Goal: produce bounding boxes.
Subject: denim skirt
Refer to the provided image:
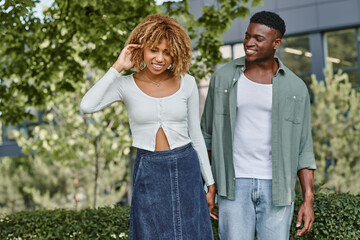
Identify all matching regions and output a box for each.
[129,143,214,240]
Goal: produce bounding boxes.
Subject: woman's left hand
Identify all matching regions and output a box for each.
[206,184,218,220]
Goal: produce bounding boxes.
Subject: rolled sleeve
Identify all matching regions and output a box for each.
[298,151,317,170]
[298,91,317,171]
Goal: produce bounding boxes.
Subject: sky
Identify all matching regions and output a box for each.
[34,0,53,18]
[34,0,174,18]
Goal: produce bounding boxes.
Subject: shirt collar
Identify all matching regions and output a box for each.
[235,56,287,75]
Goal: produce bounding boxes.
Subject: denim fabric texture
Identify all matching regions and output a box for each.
[218,178,294,240]
[130,143,214,240]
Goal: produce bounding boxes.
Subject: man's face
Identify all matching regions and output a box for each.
[243,22,281,63]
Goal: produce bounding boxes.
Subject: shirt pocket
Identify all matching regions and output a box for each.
[215,87,230,115]
[285,96,303,124]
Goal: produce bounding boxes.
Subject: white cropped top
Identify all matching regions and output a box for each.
[80,67,214,186]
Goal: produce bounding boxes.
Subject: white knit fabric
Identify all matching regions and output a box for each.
[80,67,214,186]
[233,73,273,179]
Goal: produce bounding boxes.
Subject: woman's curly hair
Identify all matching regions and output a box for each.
[125,14,192,77]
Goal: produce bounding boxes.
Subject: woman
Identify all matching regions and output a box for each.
[80,14,216,239]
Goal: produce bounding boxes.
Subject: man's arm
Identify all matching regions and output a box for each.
[296,168,315,236]
[200,76,215,151]
[201,76,217,220]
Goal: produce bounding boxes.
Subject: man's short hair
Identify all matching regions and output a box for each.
[250,11,286,37]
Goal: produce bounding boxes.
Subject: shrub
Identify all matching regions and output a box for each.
[1,193,359,239]
[0,206,130,239]
[310,65,360,194]
[290,193,360,239]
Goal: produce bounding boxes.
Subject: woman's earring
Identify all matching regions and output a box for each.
[168,61,174,70]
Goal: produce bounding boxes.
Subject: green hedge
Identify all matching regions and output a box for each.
[290,193,360,239]
[0,207,131,239]
[1,193,359,239]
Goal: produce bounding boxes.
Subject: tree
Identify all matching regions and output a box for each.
[0,0,159,124]
[311,64,360,194]
[0,0,263,212]
[1,0,262,125]
[1,70,132,212]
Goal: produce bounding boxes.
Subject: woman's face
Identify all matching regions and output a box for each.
[143,38,173,76]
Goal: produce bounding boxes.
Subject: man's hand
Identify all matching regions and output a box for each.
[297,168,315,236]
[206,184,218,220]
[296,199,314,236]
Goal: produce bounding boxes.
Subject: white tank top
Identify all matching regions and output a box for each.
[233,73,273,179]
[80,67,214,186]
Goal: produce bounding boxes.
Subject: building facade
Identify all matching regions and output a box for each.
[192,0,360,89]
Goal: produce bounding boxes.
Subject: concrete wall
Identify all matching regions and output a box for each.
[190,0,360,43]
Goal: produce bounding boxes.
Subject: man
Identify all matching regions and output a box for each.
[201,11,316,240]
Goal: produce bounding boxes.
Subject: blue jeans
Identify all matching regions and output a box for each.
[218,178,294,240]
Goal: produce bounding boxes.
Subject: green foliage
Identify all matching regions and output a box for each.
[1,0,262,125]
[0,155,76,214]
[1,194,359,239]
[1,0,159,125]
[0,206,131,239]
[310,64,360,194]
[0,73,132,213]
[290,193,360,239]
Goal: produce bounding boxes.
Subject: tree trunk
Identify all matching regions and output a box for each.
[93,136,100,208]
[74,171,80,210]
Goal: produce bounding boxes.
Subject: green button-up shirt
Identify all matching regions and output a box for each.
[201,56,316,206]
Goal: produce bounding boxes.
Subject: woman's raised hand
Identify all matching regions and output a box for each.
[112,44,141,73]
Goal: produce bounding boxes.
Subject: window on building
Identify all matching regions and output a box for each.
[216,44,233,70]
[279,34,312,88]
[325,29,359,89]
[233,43,245,59]
[220,45,232,60]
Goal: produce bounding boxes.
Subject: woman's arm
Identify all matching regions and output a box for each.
[187,79,215,186]
[187,78,217,219]
[80,44,141,113]
[80,68,123,113]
